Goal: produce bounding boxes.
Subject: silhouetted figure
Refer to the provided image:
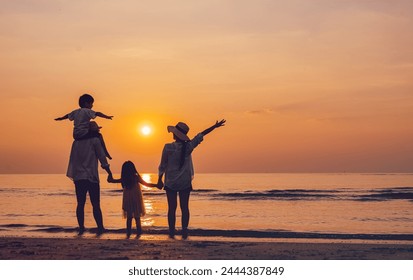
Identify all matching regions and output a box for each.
[108,161,160,238]
[67,133,113,236]
[55,93,113,159]
[157,119,226,239]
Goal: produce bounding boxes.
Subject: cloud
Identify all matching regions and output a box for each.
[245,108,275,115]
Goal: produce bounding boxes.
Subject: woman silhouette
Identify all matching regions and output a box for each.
[157,119,226,239]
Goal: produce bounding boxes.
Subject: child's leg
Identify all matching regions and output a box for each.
[135,217,142,236]
[82,131,112,160]
[85,122,112,159]
[126,216,132,238]
[98,133,112,159]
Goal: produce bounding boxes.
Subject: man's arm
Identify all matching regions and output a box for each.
[95,112,113,120]
[108,177,121,183]
[102,165,113,178]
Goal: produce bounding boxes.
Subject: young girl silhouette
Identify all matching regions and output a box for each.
[108,161,159,238]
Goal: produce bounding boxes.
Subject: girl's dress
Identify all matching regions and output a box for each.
[122,176,146,219]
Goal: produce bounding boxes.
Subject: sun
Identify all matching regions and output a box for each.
[140,125,152,136]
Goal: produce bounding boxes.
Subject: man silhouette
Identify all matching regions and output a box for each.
[66,135,113,235]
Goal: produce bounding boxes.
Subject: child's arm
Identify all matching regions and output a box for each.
[107,174,122,183]
[54,114,69,121]
[138,175,159,189]
[95,112,114,120]
[200,119,226,136]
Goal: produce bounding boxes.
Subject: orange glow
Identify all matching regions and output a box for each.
[1,1,413,173]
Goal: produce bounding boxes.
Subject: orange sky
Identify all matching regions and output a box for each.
[1,0,413,173]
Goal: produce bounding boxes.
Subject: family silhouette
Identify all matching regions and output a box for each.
[56,94,226,239]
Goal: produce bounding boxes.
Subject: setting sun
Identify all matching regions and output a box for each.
[140,125,152,136]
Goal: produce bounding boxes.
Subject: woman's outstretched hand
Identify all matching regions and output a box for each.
[214,119,226,128]
[201,119,226,136]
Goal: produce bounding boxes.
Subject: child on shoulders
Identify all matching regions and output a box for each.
[55,93,113,159]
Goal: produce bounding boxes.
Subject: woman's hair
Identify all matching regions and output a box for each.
[179,140,188,169]
[121,161,138,189]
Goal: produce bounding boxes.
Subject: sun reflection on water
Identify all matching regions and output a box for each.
[140,173,152,191]
[141,173,151,182]
[141,173,155,226]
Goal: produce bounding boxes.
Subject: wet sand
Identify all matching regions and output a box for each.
[1,236,412,260]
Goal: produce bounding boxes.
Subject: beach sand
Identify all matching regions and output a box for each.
[1,236,412,260]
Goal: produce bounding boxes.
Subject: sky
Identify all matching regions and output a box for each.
[1,0,413,173]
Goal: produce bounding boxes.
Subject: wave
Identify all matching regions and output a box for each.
[40,192,73,197]
[4,185,412,202]
[106,189,219,196]
[214,189,341,200]
[1,224,412,241]
[357,187,413,201]
[360,173,413,176]
[210,187,413,202]
[106,189,123,194]
[105,187,413,202]
[5,214,47,217]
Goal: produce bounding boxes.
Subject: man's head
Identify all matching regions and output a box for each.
[89,121,101,132]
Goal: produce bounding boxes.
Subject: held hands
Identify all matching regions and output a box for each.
[156,179,164,190]
[107,174,115,183]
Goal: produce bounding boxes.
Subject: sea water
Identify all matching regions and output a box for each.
[0,173,412,240]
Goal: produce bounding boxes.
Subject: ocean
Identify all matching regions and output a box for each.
[1,173,413,241]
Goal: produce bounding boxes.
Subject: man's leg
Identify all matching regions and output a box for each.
[74,180,88,234]
[88,181,104,233]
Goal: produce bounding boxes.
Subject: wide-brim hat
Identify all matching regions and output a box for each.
[167,122,190,141]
